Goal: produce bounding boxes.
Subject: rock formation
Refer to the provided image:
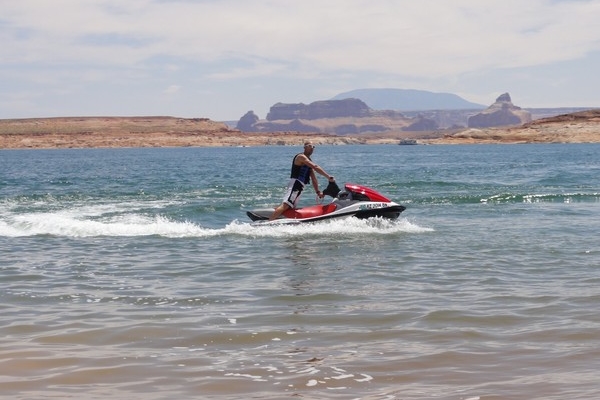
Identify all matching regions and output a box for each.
[266,98,371,120]
[235,111,259,131]
[236,99,407,133]
[249,119,319,133]
[402,114,438,131]
[468,93,532,128]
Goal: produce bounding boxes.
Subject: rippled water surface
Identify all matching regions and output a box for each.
[1,144,599,399]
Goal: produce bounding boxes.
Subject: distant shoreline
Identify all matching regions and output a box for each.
[1,111,599,149]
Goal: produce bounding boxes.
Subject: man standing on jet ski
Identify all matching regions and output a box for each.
[269,141,336,221]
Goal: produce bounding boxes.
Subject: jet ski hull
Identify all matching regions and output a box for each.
[246,203,405,223]
[246,183,406,224]
[354,204,406,220]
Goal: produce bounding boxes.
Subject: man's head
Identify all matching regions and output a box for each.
[304,141,315,155]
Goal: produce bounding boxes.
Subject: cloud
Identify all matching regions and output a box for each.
[1,0,600,119]
[163,85,181,95]
[4,0,600,73]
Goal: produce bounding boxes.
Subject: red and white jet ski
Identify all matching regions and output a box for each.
[246,182,406,224]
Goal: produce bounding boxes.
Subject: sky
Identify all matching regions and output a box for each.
[2,0,600,121]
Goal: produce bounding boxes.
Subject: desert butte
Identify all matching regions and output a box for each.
[1,109,599,149]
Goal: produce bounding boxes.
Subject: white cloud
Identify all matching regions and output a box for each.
[163,84,181,95]
[5,0,599,71]
[1,0,600,119]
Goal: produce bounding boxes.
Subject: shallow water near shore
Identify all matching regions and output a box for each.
[1,144,599,399]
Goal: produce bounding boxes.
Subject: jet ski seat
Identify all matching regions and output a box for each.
[284,203,338,219]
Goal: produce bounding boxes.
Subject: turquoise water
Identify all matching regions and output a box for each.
[1,144,599,399]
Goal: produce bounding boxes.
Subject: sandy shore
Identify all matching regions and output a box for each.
[431,109,600,144]
[0,116,368,149]
[1,110,599,149]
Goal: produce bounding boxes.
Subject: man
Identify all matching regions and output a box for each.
[269,141,335,221]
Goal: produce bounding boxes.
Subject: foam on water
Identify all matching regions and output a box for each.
[1,191,431,238]
[227,216,433,237]
[0,208,431,238]
[480,191,600,204]
[1,212,195,237]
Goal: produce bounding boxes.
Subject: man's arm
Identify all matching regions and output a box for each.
[310,169,320,195]
[297,155,335,181]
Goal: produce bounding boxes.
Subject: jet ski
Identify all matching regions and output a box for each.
[246,181,406,224]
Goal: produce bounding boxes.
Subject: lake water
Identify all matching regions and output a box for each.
[1,144,599,399]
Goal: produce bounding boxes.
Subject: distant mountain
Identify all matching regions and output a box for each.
[331,88,486,111]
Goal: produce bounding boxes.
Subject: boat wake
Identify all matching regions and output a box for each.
[0,211,431,238]
[227,216,432,238]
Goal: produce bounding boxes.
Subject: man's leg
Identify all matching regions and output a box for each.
[269,202,290,221]
[269,180,303,221]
